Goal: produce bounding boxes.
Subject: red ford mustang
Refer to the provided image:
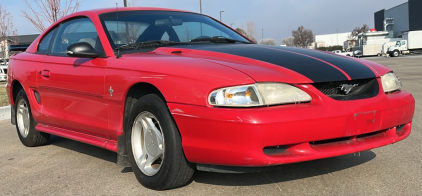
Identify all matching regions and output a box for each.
[6,7,415,190]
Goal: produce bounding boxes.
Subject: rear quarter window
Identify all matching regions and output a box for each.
[37,28,58,53]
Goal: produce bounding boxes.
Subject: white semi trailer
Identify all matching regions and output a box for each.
[387,30,422,57]
[353,31,400,57]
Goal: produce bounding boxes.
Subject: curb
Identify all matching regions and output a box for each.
[0,105,11,121]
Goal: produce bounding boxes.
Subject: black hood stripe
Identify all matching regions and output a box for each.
[172,44,374,83]
[253,45,352,80]
[262,45,376,80]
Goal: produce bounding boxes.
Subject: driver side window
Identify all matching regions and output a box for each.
[50,18,100,55]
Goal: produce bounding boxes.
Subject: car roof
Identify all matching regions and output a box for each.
[69,7,193,16]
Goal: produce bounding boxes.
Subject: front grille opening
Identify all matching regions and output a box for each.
[356,130,385,140]
[3,69,7,74]
[263,145,287,155]
[310,136,351,145]
[312,78,379,100]
[396,124,406,134]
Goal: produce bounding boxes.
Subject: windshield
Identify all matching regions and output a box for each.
[99,10,251,50]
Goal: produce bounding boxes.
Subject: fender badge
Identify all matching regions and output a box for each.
[109,86,113,97]
[340,84,358,94]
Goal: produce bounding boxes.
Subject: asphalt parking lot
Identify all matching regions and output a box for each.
[1,55,421,195]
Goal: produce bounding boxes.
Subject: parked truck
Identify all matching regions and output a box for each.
[387,30,422,57]
[353,31,401,57]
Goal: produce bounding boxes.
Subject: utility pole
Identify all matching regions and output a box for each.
[336,29,338,46]
[220,11,224,21]
[200,0,202,14]
[262,29,264,44]
[123,0,127,7]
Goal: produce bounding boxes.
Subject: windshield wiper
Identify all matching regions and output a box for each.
[115,40,181,58]
[116,40,180,51]
[190,36,252,44]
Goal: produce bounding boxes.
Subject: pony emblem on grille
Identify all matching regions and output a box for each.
[340,84,358,94]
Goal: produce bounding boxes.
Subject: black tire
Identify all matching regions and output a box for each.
[126,94,194,190]
[15,89,50,147]
[393,50,400,57]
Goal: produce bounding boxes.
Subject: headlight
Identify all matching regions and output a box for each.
[208,83,312,107]
[381,72,402,93]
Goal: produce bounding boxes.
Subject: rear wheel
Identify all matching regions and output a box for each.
[126,94,194,190]
[15,89,50,147]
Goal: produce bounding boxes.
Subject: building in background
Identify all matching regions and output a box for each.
[314,32,351,50]
[374,0,422,38]
[0,34,39,60]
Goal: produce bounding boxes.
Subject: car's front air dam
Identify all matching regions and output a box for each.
[169,89,415,167]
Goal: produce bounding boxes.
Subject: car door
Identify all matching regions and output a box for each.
[36,17,109,138]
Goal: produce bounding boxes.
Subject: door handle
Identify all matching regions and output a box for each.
[41,70,50,78]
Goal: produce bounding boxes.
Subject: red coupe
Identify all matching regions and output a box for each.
[6,7,415,190]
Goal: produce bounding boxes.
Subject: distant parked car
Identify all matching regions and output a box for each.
[0,62,7,82]
[331,50,354,57]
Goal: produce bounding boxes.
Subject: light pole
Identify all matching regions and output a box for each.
[262,29,264,44]
[220,11,224,21]
[200,0,202,14]
[336,29,338,46]
[123,0,127,7]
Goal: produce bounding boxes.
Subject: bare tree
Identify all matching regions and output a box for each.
[235,28,246,36]
[245,21,256,42]
[22,0,81,33]
[281,37,294,46]
[258,38,276,45]
[0,5,19,60]
[292,26,314,48]
[237,22,256,42]
[348,24,369,41]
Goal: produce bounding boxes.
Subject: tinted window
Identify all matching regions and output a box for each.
[100,11,250,49]
[38,28,57,53]
[51,18,100,55]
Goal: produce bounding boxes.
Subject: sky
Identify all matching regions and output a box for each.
[2,0,408,45]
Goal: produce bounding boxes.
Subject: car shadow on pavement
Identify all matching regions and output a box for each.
[48,135,376,187]
[192,151,376,186]
[49,135,117,163]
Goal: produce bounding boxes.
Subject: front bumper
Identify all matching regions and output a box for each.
[169,85,415,167]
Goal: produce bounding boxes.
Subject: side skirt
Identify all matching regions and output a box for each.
[35,123,118,152]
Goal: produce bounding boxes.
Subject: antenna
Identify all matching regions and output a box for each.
[116,3,121,58]
[116,3,119,34]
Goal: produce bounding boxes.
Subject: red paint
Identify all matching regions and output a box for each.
[6,8,415,168]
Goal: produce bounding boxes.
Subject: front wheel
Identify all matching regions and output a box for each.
[393,50,400,57]
[126,94,194,190]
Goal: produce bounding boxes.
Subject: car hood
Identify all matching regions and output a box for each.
[142,44,391,84]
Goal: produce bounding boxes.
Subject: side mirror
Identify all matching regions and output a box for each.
[66,42,102,58]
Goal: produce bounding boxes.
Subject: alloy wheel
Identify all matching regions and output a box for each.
[16,99,30,138]
[131,111,165,176]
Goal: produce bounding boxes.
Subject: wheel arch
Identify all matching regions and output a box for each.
[9,80,24,125]
[117,82,173,168]
[123,82,167,133]
[12,80,24,104]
